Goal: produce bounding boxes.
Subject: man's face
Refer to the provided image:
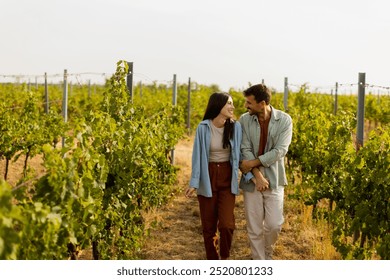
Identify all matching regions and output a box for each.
[244,95,264,115]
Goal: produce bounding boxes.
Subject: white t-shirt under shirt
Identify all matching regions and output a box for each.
[209,122,230,163]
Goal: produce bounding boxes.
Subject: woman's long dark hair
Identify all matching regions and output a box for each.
[203,92,234,149]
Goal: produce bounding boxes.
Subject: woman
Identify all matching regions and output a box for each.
[186,92,242,260]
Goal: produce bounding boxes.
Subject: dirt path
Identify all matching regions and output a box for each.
[139,137,335,260]
[140,136,253,259]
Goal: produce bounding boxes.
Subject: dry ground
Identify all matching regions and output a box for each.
[139,136,340,260]
[1,137,340,260]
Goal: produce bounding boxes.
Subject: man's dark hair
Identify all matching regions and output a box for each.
[243,84,271,105]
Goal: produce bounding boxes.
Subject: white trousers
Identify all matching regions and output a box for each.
[243,186,284,260]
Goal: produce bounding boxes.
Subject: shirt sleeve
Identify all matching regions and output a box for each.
[239,115,257,161]
[189,126,202,188]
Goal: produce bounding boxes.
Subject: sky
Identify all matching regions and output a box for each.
[1,0,390,92]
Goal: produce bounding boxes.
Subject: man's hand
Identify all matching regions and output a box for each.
[255,175,269,192]
[253,167,269,192]
[240,159,261,174]
[240,160,253,173]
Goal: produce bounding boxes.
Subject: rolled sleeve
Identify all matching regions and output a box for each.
[239,114,257,161]
[259,115,292,167]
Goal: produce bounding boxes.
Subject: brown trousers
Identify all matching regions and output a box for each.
[197,161,235,260]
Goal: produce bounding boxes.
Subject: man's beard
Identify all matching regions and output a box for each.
[247,109,255,115]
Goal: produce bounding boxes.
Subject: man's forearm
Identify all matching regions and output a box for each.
[249,158,262,169]
[240,158,262,174]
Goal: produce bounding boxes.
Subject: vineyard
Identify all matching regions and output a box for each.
[0,61,389,260]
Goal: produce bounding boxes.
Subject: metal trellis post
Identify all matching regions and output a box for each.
[284,77,288,111]
[171,74,177,165]
[62,69,68,148]
[356,73,366,149]
[44,72,49,114]
[127,61,133,102]
[187,77,191,135]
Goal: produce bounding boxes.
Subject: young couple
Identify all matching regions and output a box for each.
[186,84,293,260]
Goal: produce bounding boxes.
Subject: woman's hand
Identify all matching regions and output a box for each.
[185,187,196,198]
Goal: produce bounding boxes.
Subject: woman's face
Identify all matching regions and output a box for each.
[219,96,235,119]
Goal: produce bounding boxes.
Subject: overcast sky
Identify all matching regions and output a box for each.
[1,0,389,92]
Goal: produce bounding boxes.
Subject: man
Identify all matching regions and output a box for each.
[239,84,292,260]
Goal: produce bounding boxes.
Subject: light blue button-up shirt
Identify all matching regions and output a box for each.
[190,119,242,197]
[239,106,293,191]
